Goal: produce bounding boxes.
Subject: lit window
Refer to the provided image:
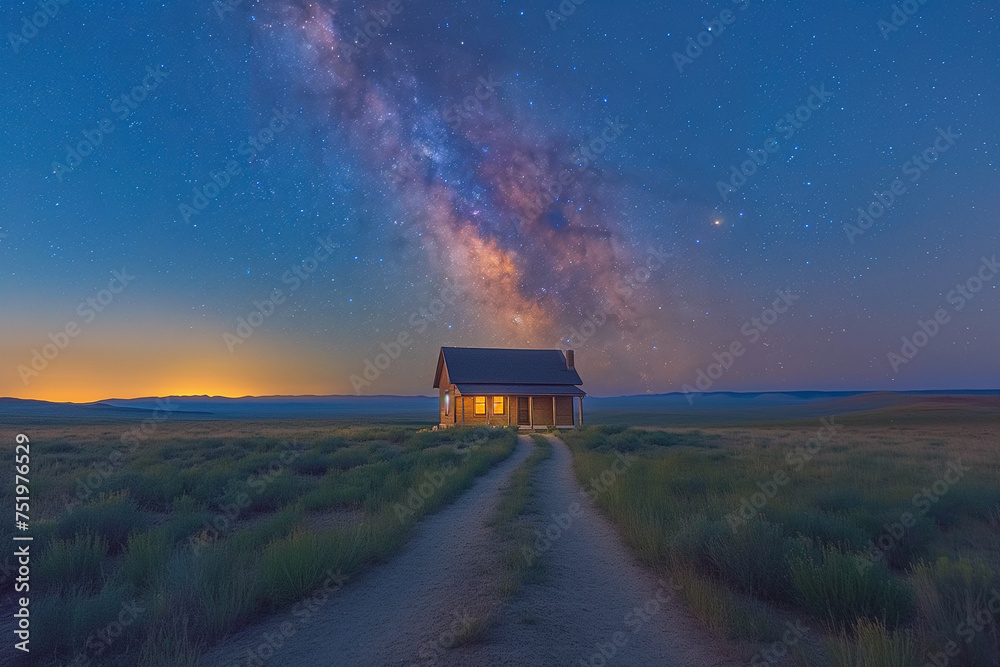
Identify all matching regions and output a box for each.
[493,397,505,415]
[444,391,450,416]
[474,396,486,415]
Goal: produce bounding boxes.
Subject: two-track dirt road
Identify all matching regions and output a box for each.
[200,435,737,666]
[444,435,737,667]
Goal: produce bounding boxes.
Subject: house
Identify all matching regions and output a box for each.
[432,347,585,429]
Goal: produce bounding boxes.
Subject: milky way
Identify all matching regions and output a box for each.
[260,0,678,379]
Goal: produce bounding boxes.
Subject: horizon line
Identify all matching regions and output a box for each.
[3,387,1000,405]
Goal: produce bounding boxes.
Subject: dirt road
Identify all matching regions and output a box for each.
[444,434,738,667]
[200,435,737,666]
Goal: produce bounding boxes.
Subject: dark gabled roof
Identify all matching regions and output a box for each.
[433,347,583,388]
[453,383,586,397]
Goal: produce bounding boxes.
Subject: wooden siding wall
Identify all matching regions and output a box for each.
[555,397,574,426]
[457,396,487,425]
[531,398,554,426]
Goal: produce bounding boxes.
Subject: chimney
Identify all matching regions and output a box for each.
[566,349,575,369]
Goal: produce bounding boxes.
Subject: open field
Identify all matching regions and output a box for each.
[562,400,1000,665]
[2,396,999,666]
[0,419,517,665]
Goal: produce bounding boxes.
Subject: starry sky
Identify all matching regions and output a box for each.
[1,0,998,402]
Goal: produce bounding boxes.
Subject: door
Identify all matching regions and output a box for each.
[517,397,530,425]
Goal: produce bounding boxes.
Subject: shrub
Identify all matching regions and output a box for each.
[57,491,147,554]
[247,471,308,513]
[37,532,107,595]
[670,562,778,641]
[777,509,869,552]
[33,584,132,658]
[912,557,1000,666]
[114,466,186,509]
[291,451,330,476]
[607,430,645,452]
[316,435,350,452]
[258,529,336,607]
[828,618,922,667]
[705,520,800,602]
[790,547,914,628]
[328,447,376,471]
[881,516,940,570]
[121,528,172,592]
[643,431,682,448]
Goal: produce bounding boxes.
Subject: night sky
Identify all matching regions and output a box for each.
[2,0,998,402]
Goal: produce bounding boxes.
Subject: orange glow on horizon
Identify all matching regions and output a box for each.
[1,321,351,403]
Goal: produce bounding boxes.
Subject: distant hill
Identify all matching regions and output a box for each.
[0,395,437,422]
[2,390,998,425]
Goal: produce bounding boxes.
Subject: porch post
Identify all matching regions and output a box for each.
[552,396,556,428]
[529,396,533,430]
[461,394,465,424]
[578,396,583,426]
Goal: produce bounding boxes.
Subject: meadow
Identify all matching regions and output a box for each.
[562,403,1000,666]
[6,398,999,667]
[2,419,518,666]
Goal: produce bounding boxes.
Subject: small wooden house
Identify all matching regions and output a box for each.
[433,347,585,429]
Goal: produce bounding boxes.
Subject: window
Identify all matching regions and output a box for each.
[474,396,486,415]
[493,396,505,415]
[444,391,450,416]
